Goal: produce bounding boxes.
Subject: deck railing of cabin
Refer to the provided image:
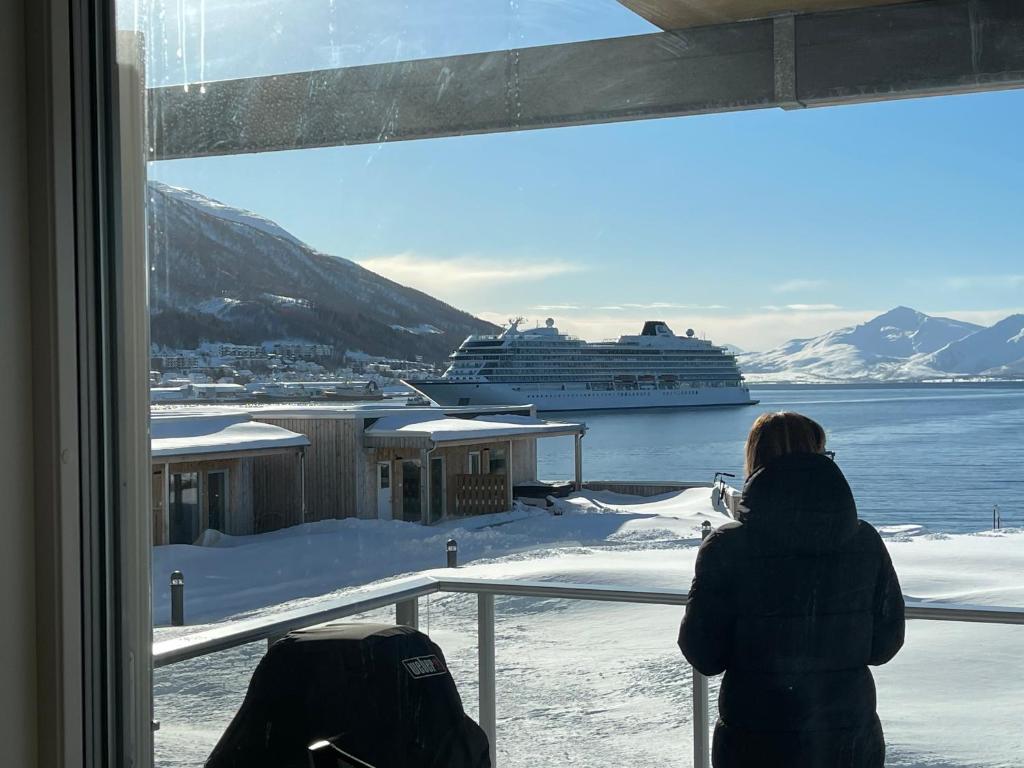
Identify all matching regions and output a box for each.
[153,575,1024,768]
[454,474,507,516]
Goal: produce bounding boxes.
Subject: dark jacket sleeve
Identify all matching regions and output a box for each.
[868,531,905,666]
[678,529,735,676]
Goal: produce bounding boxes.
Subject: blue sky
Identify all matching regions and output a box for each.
[132,0,1024,350]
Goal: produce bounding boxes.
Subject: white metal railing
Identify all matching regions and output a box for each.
[153,575,1024,768]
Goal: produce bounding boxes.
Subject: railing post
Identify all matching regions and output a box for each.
[692,666,710,768]
[478,593,497,767]
[396,597,419,630]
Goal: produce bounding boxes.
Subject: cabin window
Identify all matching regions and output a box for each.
[489,447,507,475]
[468,451,483,475]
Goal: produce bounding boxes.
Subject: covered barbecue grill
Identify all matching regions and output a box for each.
[205,623,490,768]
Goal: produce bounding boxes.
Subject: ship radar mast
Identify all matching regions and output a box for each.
[501,316,524,337]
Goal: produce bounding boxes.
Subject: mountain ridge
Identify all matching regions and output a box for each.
[740,308,1023,382]
[148,182,499,363]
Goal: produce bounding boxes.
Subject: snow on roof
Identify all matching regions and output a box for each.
[364,412,584,443]
[151,411,310,458]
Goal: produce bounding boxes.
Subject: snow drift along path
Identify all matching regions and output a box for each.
[153,490,1024,768]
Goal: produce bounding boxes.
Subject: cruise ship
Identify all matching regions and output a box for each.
[407,319,758,412]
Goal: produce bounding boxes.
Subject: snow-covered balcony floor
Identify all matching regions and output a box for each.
[152,488,1024,768]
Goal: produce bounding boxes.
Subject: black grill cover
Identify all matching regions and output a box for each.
[205,623,490,768]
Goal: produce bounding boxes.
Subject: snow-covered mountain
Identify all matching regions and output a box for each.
[740,307,982,381]
[147,182,497,362]
[922,314,1024,375]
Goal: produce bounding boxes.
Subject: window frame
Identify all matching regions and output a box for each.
[25,1,152,766]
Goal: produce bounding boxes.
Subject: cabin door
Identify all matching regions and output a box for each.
[377,462,392,520]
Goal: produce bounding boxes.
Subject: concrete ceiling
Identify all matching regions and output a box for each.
[618,0,900,29]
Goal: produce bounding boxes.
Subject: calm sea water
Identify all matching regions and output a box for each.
[537,384,1024,534]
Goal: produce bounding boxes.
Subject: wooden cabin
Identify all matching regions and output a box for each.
[252,405,586,527]
[150,410,309,544]
[150,405,585,542]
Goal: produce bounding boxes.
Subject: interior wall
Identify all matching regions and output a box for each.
[0,0,38,764]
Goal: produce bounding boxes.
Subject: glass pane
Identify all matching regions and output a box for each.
[430,457,444,523]
[207,471,226,532]
[401,461,421,523]
[169,472,200,544]
[488,448,506,475]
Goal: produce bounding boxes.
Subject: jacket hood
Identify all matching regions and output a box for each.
[739,452,859,555]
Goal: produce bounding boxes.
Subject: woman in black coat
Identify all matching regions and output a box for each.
[679,412,905,768]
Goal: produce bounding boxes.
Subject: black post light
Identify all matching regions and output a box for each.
[171,570,185,626]
[446,538,458,568]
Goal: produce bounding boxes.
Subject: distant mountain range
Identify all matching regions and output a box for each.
[740,307,1024,382]
[148,182,498,363]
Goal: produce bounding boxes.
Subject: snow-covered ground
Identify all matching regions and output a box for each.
[153,490,1024,768]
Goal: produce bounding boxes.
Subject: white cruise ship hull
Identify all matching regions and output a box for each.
[408,380,758,412]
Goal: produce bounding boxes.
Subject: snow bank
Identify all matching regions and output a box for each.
[153,489,719,626]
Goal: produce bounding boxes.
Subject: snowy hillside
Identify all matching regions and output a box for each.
[147,182,498,362]
[740,307,980,382]
[922,314,1024,375]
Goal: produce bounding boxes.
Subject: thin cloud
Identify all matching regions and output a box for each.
[620,302,728,310]
[763,304,842,312]
[943,275,1024,290]
[601,303,727,311]
[357,252,586,296]
[787,303,842,312]
[773,279,828,293]
[532,304,581,311]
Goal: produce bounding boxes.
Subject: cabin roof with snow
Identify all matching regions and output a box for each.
[363,412,585,449]
[151,410,310,461]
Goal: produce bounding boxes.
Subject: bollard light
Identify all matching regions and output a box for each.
[446,538,458,568]
[171,570,185,627]
[701,520,712,540]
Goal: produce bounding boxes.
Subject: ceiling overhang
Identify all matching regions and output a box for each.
[618,0,902,29]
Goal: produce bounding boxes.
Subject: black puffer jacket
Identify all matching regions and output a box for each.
[679,453,905,768]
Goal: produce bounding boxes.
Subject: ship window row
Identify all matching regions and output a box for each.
[473,364,740,373]
[450,377,742,385]
[451,357,738,365]
[451,354,735,363]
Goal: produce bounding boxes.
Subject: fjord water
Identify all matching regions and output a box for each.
[538,385,1024,534]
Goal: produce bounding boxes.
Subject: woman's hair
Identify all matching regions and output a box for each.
[744,411,827,476]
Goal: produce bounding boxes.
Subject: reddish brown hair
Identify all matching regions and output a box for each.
[744,411,827,477]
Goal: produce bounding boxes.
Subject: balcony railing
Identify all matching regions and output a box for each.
[153,574,1024,768]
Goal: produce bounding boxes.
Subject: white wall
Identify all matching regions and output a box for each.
[0,0,38,764]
